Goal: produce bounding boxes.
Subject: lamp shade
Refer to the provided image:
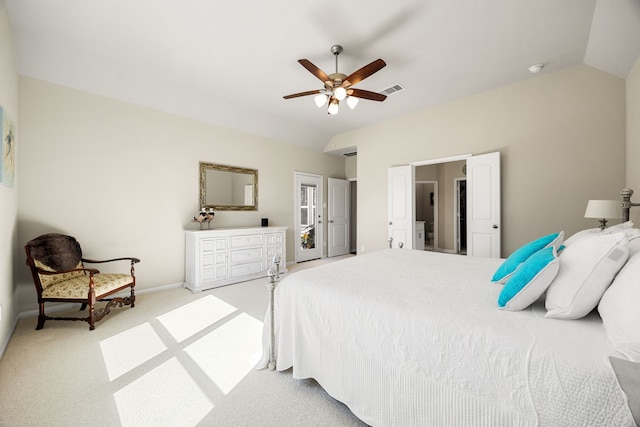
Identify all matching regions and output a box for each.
[584,200,620,219]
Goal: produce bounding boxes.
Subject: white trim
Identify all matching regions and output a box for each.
[410,153,471,167]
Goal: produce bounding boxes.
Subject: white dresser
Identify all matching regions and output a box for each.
[184,226,287,292]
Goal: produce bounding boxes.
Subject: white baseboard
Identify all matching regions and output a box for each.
[0,315,20,361]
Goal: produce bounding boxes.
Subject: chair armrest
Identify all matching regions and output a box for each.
[82,257,141,264]
[37,267,100,275]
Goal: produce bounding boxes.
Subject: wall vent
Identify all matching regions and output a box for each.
[380,83,405,96]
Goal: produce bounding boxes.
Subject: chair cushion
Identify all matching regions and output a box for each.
[41,273,134,299]
[35,259,86,288]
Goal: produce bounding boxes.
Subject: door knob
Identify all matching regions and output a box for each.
[492,224,499,229]
[389,221,393,225]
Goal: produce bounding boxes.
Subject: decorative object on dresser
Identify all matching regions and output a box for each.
[184,226,287,292]
[584,199,621,230]
[25,233,140,330]
[193,207,215,229]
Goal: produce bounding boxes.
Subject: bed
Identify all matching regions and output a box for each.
[258,192,640,426]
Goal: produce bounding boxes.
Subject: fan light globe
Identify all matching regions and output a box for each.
[328,99,339,115]
[346,96,359,109]
[334,86,347,101]
[314,94,327,108]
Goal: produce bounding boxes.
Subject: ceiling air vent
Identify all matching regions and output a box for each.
[342,151,357,157]
[380,83,405,96]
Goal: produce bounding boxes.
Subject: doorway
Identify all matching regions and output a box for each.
[416,181,438,250]
[295,172,323,263]
[455,178,467,254]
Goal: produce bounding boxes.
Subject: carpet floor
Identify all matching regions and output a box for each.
[0,255,367,427]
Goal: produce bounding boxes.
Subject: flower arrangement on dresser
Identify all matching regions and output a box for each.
[193,208,215,229]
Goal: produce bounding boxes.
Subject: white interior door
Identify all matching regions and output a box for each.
[466,152,501,258]
[295,172,323,262]
[388,165,415,249]
[328,178,350,257]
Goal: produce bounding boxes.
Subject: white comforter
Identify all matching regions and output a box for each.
[259,249,634,427]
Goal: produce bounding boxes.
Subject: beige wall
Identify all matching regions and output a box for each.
[627,56,640,223]
[0,0,18,353]
[328,65,626,256]
[15,77,345,312]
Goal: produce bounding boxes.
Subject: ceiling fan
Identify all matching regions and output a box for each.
[283,45,387,115]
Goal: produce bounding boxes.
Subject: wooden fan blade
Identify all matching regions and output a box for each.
[344,59,386,86]
[349,88,387,102]
[283,89,323,99]
[298,59,332,85]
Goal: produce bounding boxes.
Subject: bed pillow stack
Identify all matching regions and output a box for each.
[494,232,564,311]
[544,231,630,319]
[493,222,640,360]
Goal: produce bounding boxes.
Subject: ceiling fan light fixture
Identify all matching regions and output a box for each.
[334,86,347,101]
[328,98,339,115]
[314,94,328,108]
[346,96,359,110]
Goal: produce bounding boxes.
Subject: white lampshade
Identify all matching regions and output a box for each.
[584,200,620,230]
[334,86,347,101]
[314,94,327,108]
[584,200,620,219]
[327,98,339,115]
[346,95,359,109]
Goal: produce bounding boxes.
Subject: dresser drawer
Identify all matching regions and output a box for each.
[230,247,262,264]
[201,238,227,253]
[266,233,284,246]
[230,261,263,278]
[231,234,263,249]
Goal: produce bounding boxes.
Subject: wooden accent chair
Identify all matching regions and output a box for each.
[25,233,140,331]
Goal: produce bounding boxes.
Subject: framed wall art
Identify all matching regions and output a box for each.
[1,106,15,188]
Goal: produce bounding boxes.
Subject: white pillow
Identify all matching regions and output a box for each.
[545,231,629,319]
[564,220,634,246]
[626,228,640,257]
[599,252,640,361]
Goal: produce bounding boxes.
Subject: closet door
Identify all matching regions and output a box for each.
[466,152,501,258]
[387,165,415,249]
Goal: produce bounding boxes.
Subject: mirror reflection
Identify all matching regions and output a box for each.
[199,162,258,211]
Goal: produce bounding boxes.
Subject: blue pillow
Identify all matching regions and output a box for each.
[491,231,564,283]
[498,246,559,310]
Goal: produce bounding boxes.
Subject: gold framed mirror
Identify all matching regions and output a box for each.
[199,162,258,211]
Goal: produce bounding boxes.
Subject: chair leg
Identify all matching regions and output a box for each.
[130,286,135,308]
[88,302,96,331]
[36,303,46,330]
[79,303,87,311]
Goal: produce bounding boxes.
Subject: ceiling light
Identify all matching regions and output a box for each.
[314,94,327,108]
[528,63,545,73]
[346,96,359,110]
[334,86,347,101]
[328,98,339,115]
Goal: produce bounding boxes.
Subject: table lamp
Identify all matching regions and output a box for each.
[584,200,620,230]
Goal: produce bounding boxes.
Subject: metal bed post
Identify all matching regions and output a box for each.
[266,255,281,371]
[621,188,640,222]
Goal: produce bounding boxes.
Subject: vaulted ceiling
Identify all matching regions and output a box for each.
[6,0,640,151]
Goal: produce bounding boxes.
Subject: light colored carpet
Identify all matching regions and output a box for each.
[0,256,367,427]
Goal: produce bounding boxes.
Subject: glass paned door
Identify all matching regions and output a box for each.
[295,172,323,262]
[300,184,317,250]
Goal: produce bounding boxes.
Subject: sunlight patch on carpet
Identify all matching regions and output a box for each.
[184,312,263,395]
[100,322,167,381]
[114,357,213,426]
[157,295,237,342]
